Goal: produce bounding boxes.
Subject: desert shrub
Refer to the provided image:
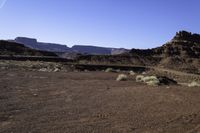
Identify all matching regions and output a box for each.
[136,74,177,86]
[188,81,200,87]
[116,74,128,81]
[116,69,121,73]
[143,76,158,82]
[54,68,60,72]
[136,75,145,82]
[136,75,160,86]
[129,71,135,76]
[146,80,160,86]
[39,68,48,72]
[142,72,147,75]
[105,68,113,73]
[142,76,160,86]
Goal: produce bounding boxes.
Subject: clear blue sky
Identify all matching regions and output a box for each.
[0,0,200,49]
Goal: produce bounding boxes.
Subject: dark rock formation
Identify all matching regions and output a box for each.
[15,37,70,52]
[0,40,57,57]
[173,31,200,43]
[71,45,112,55]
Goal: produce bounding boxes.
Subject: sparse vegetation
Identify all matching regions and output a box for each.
[116,69,121,73]
[142,72,147,75]
[143,76,160,86]
[136,75,160,86]
[116,74,128,81]
[129,71,135,76]
[136,75,177,86]
[136,75,145,82]
[188,81,200,87]
[54,68,60,72]
[143,76,159,82]
[0,60,69,72]
[105,68,113,73]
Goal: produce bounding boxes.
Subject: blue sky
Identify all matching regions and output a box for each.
[0,0,200,49]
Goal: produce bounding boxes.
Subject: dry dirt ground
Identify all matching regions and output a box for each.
[1,69,200,133]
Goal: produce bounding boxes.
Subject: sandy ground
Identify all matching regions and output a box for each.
[1,70,200,133]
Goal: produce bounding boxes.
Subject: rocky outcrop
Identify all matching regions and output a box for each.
[172,31,200,43]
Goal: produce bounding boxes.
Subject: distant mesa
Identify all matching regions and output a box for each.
[14,37,129,55]
[15,37,70,53]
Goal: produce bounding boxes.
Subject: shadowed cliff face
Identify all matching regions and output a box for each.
[0,40,57,57]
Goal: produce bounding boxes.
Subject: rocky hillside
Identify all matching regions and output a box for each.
[154,31,200,73]
[0,40,57,57]
[77,31,200,74]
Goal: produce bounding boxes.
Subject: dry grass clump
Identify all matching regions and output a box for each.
[136,75,145,82]
[143,76,160,86]
[136,75,160,86]
[142,72,147,75]
[116,74,128,81]
[129,71,136,76]
[105,68,113,73]
[115,69,121,73]
[188,81,200,87]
